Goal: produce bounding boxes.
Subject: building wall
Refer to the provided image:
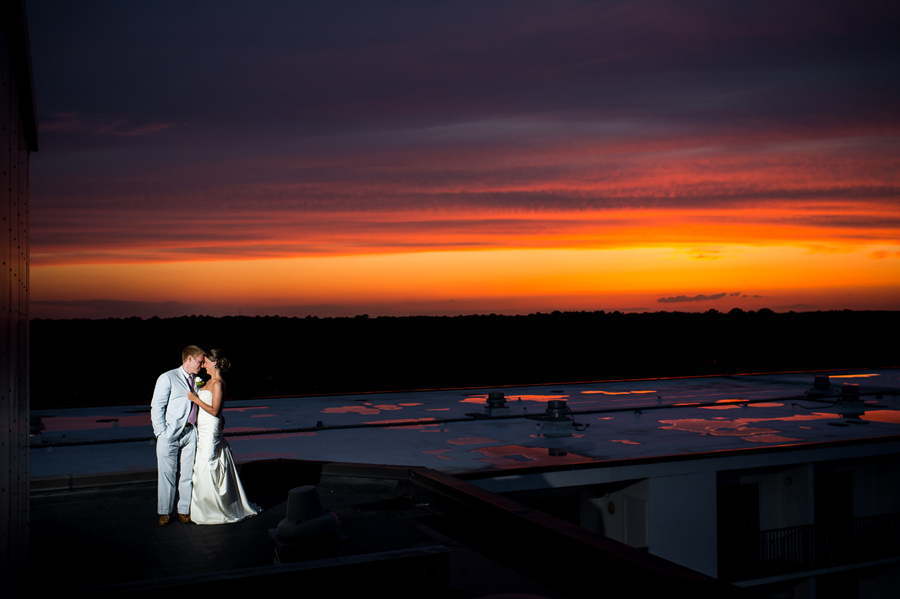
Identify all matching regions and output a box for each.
[647,471,718,576]
[0,2,35,597]
[849,454,900,518]
[746,463,813,530]
[572,473,720,576]
[481,439,900,588]
[584,478,650,548]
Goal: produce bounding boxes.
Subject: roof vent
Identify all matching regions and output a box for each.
[538,400,590,437]
[545,400,569,421]
[806,375,834,396]
[484,392,510,417]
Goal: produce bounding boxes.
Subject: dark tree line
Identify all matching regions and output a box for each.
[31,309,899,409]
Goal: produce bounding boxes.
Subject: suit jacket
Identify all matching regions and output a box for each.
[151,366,194,440]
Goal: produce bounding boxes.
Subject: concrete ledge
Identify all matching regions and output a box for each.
[31,469,157,493]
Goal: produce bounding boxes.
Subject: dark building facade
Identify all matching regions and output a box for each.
[1,1,36,595]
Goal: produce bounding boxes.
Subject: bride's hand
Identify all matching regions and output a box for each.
[188,391,200,404]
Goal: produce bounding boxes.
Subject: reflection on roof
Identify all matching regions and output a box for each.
[31,369,900,479]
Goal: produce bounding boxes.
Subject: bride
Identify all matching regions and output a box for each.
[187,349,260,524]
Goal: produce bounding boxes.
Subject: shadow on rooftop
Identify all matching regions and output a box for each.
[29,459,748,598]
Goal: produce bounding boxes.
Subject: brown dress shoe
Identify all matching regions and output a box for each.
[177,513,191,523]
[158,514,172,526]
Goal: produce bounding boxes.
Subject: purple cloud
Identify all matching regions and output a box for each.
[657,293,730,304]
[25,1,900,268]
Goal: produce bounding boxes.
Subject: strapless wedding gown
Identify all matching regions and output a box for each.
[190,389,260,524]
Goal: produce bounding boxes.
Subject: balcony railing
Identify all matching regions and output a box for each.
[723,512,900,580]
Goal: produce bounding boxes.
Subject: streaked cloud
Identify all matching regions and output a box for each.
[657,293,731,304]
[40,112,175,136]
[26,0,900,317]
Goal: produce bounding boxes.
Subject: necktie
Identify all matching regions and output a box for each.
[187,376,198,425]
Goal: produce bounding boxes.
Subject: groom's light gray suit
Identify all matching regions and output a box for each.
[151,366,197,515]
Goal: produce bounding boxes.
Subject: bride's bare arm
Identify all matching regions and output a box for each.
[187,391,213,415]
[188,382,224,417]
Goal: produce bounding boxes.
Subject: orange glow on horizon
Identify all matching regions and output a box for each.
[31,242,900,317]
[30,123,900,317]
[31,201,900,267]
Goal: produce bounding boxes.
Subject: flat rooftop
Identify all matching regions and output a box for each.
[31,369,900,484]
[30,369,900,598]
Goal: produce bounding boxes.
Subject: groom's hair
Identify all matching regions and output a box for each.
[181,345,205,364]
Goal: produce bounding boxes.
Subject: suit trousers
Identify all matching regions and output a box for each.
[157,425,197,515]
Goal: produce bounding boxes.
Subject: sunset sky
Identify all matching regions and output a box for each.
[27,1,900,319]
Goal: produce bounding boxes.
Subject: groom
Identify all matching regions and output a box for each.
[151,345,205,525]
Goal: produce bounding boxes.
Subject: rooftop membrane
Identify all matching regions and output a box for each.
[31,369,900,483]
[28,369,900,598]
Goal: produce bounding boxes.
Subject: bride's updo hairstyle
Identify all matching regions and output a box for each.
[206,349,231,373]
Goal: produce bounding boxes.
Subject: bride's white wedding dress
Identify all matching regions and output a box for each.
[190,389,260,524]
